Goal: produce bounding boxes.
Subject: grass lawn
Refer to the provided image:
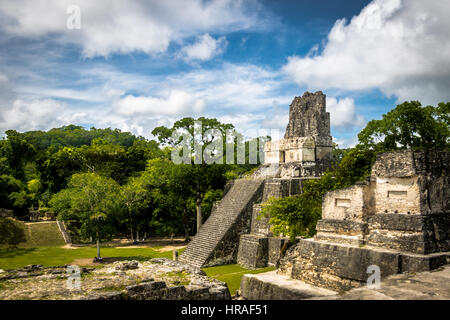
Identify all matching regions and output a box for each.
[25,222,66,247]
[0,246,174,270]
[0,243,273,295]
[0,218,65,248]
[203,264,275,294]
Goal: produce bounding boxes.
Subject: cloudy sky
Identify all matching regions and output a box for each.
[0,0,449,147]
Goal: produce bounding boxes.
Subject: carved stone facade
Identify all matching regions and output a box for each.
[263,91,333,179]
[182,92,335,270]
[316,149,450,252]
[277,149,450,291]
[237,92,334,269]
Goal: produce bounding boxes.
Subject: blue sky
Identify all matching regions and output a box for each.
[0,0,449,147]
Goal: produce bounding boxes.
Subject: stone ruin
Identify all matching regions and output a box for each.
[180,91,333,268]
[0,258,231,300]
[279,149,450,289]
[180,90,449,299]
[241,149,450,298]
[261,91,333,178]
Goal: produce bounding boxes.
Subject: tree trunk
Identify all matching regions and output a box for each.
[196,198,202,234]
[136,230,139,243]
[96,231,101,260]
[182,207,189,241]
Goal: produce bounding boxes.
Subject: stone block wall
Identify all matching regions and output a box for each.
[237,234,269,269]
[277,149,450,291]
[250,205,272,236]
[322,182,371,221]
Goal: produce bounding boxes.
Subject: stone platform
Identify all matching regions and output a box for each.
[241,265,450,300]
[240,270,336,300]
[316,264,450,300]
[279,238,450,291]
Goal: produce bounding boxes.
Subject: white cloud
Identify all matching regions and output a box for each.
[113,90,206,116]
[181,33,227,61]
[261,102,288,132]
[0,73,13,107]
[334,136,359,149]
[164,64,293,112]
[0,60,295,138]
[326,97,365,129]
[0,0,263,58]
[0,98,67,132]
[283,0,450,105]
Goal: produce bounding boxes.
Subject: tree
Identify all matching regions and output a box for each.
[119,176,150,242]
[358,101,450,151]
[261,148,377,242]
[0,174,29,219]
[152,117,232,233]
[140,159,190,239]
[50,173,121,259]
[3,130,37,180]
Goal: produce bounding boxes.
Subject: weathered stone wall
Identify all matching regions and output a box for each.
[250,205,272,236]
[264,91,333,169]
[237,234,269,269]
[0,208,13,218]
[315,220,368,246]
[372,150,449,215]
[277,149,450,291]
[268,237,290,266]
[367,213,450,254]
[278,239,450,292]
[322,182,370,221]
[261,178,305,202]
[284,91,330,139]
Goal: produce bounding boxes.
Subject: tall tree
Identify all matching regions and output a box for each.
[50,173,121,259]
[119,176,149,242]
[358,101,450,151]
[152,117,232,233]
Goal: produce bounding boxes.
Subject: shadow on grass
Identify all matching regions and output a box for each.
[0,247,36,259]
[0,218,27,245]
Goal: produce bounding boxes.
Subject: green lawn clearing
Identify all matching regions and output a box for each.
[25,222,66,247]
[203,264,275,294]
[0,246,175,270]
[0,218,65,248]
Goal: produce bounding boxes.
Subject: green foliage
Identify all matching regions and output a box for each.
[119,175,150,238]
[151,117,257,236]
[259,100,449,241]
[261,173,333,242]
[0,174,30,219]
[50,173,122,241]
[358,101,450,151]
[0,218,27,245]
[261,148,377,242]
[333,148,377,188]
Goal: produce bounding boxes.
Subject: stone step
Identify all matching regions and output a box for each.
[240,271,337,300]
[179,178,265,267]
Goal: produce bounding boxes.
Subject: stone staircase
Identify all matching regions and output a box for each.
[56,219,72,244]
[179,178,265,268]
